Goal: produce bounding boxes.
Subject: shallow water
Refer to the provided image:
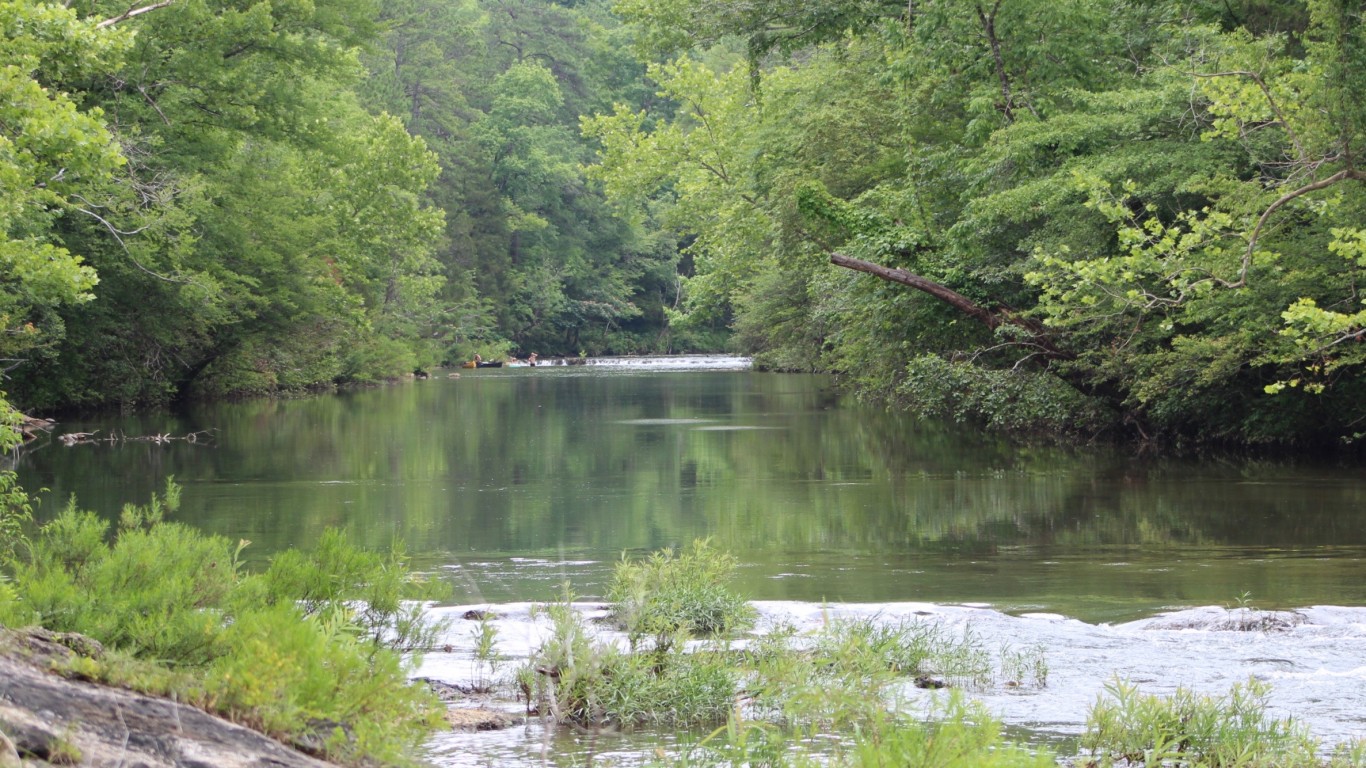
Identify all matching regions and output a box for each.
[415,599,1366,766]
[12,357,1366,763]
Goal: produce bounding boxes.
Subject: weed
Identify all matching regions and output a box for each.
[998,641,1048,689]
[46,726,82,766]
[468,613,501,692]
[668,693,1057,768]
[1329,739,1366,767]
[523,589,737,730]
[847,695,1057,768]
[608,539,755,652]
[1082,676,1319,767]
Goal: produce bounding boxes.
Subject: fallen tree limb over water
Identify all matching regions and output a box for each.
[58,429,216,446]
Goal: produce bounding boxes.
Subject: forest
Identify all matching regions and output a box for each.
[4,0,1366,446]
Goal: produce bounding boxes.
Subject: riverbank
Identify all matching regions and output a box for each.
[0,628,344,767]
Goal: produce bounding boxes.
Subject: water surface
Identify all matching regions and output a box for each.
[17,359,1366,623]
[14,357,1366,761]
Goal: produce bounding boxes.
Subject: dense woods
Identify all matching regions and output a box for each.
[4,0,1366,445]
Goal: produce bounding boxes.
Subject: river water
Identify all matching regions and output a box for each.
[13,357,1366,763]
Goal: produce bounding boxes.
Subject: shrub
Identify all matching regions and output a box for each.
[1082,677,1319,767]
[339,334,417,384]
[523,583,739,731]
[898,355,1114,437]
[203,604,440,763]
[191,331,344,398]
[0,481,445,765]
[13,486,240,666]
[608,539,755,652]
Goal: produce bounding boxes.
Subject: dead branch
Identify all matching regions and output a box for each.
[829,251,1072,360]
[96,0,174,28]
[1228,168,1366,289]
[59,429,215,447]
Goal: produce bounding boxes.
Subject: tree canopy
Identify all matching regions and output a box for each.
[3,0,1365,446]
[585,0,1366,445]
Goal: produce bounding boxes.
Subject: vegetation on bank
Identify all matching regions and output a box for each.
[586,0,1366,446]
[0,478,447,766]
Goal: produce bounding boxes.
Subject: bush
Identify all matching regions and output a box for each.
[191,330,345,398]
[339,334,417,384]
[523,548,751,733]
[203,604,439,762]
[608,539,755,652]
[0,480,446,765]
[1082,677,1319,767]
[899,355,1115,437]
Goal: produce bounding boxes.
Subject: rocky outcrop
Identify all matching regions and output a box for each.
[0,628,339,767]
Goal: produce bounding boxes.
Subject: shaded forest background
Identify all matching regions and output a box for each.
[6,0,1366,446]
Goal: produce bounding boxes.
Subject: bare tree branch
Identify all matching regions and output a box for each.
[97,0,174,28]
[1226,168,1366,289]
[829,251,1072,359]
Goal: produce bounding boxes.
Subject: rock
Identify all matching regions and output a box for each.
[417,677,477,703]
[0,728,20,768]
[288,719,357,758]
[1124,606,1307,632]
[444,708,521,731]
[0,629,342,767]
[461,609,495,621]
[914,675,947,689]
[21,627,105,661]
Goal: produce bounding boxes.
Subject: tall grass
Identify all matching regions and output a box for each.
[1082,677,1321,767]
[516,542,1359,768]
[525,542,1047,744]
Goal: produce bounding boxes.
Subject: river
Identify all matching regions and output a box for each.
[13,357,1366,763]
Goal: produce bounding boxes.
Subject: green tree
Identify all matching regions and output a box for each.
[8,0,447,406]
[591,0,1366,443]
[0,2,124,372]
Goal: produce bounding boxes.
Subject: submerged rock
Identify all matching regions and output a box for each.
[1123,606,1307,632]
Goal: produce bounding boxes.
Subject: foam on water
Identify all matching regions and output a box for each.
[538,355,751,370]
[414,600,1366,766]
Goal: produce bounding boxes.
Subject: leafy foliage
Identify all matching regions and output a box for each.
[585,0,1366,445]
[608,538,755,651]
[1082,677,1320,767]
[0,480,446,765]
